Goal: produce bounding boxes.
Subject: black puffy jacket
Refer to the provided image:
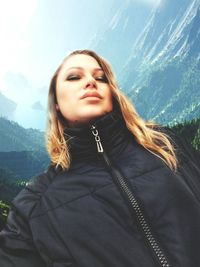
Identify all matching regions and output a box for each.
[0,110,200,267]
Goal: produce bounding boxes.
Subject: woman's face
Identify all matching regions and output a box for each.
[56,54,113,127]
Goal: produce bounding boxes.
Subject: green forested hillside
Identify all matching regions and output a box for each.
[130,57,200,125]
[0,168,23,202]
[0,168,24,227]
[0,150,49,179]
[0,117,45,151]
[171,116,200,154]
[0,116,50,180]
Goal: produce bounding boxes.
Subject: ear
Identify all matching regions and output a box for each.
[55,104,60,111]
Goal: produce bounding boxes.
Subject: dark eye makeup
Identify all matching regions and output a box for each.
[66,74,108,83]
[67,75,80,81]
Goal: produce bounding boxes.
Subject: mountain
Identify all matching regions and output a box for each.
[0,168,23,202]
[0,167,24,229]
[32,101,45,111]
[0,117,45,152]
[90,0,153,77]
[127,57,200,124]
[2,71,47,130]
[89,0,200,125]
[0,150,49,179]
[171,116,200,152]
[0,92,17,119]
[127,0,200,64]
[0,117,49,179]
[119,0,200,125]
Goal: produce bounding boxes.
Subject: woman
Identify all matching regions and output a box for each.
[0,49,200,267]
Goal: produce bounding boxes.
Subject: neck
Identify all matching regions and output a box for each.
[64,109,131,164]
[67,111,113,128]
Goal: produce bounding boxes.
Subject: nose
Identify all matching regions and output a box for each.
[85,75,97,89]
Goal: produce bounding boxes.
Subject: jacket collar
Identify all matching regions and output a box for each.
[63,109,130,163]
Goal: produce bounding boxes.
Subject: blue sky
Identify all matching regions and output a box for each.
[0,0,160,129]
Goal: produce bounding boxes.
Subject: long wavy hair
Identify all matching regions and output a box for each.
[45,49,178,172]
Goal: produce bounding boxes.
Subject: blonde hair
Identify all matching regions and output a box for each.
[45,49,178,172]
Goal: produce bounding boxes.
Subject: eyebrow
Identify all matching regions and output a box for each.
[66,67,103,72]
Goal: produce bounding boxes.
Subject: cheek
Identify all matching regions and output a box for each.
[59,88,76,105]
[106,88,113,106]
[57,93,77,118]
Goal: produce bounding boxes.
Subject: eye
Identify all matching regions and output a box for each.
[95,75,108,83]
[66,75,80,81]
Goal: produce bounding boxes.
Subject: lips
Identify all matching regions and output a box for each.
[81,91,102,99]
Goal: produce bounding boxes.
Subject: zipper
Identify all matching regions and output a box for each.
[91,125,171,267]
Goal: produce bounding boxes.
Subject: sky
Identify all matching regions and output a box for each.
[0,0,159,130]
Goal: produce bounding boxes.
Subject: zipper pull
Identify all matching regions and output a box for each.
[91,125,104,153]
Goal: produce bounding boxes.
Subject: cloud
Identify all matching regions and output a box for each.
[130,0,161,6]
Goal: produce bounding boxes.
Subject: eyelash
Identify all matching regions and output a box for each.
[67,75,108,83]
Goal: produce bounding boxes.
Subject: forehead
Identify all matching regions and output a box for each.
[61,54,101,73]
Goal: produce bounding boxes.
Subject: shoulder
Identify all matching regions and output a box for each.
[12,164,60,219]
[25,164,59,193]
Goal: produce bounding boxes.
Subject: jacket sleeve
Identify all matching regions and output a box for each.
[0,201,46,267]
